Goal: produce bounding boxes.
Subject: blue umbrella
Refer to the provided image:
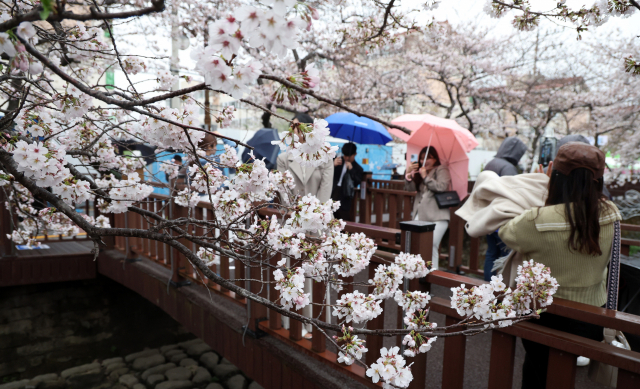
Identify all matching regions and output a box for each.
[241,128,280,170]
[325,112,392,145]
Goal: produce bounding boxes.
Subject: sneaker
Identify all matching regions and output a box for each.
[577,356,590,367]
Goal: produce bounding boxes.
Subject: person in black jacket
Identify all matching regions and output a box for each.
[331,143,363,221]
[482,137,527,281]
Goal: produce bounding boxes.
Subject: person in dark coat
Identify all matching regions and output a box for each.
[482,137,527,281]
[331,142,364,221]
[484,137,527,176]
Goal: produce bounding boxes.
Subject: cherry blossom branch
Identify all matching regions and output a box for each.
[0,0,166,32]
[259,74,412,135]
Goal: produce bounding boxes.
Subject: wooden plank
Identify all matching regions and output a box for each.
[546,347,577,389]
[373,190,384,227]
[388,194,398,229]
[366,265,384,366]
[488,331,516,389]
[311,279,326,353]
[269,252,282,330]
[442,315,465,389]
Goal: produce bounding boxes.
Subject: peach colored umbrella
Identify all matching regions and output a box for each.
[390,114,478,199]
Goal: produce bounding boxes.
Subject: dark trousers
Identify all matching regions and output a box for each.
[484,231,510,281]
[521,313,603,389]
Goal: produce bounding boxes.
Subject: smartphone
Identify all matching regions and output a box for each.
[410,154,418,164]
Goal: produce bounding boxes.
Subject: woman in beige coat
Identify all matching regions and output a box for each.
[276,113,334,339]
[276,113,334,204]
[404,146,451,269]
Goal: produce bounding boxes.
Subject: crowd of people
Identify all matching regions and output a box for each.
[167,112,623,381]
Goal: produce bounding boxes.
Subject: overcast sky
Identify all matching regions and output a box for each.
[405,0,639,39]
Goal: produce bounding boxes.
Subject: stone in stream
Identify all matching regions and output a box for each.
[192,367,211,383]
[60,362,101,378]
[164,349,183,358]
[205,384,224,389]
[185,342,211,357]
[147,374,166,386]
[165,367,192,381]
[133,384,146,389]
[141,363,176,380]
[169,353,188,363]
[124,349,159,362]
[66,370,103,388]
[161,344,179,353]
[179,358,197,367]
[31,373,58,382]
[105,362,127,374]
[102,357,124,367]
[118,374,139,388]
[36,379,66,389]
[155,381,194,389]
[108,367,130,381]
[226,374,246,389]
[199,352,219,370]
[212,362,239,379]
[0,380,30,389]
[133,353,166,370]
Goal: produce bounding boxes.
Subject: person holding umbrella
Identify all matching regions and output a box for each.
[404,146,452,270]
[331,142,363,222]
[241,112,280,170]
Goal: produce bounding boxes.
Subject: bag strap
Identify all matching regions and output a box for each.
[605,220,621,310]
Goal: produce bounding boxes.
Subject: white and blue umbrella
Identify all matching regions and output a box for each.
[325,112,392,145]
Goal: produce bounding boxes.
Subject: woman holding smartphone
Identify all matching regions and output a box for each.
[404,146,452,270]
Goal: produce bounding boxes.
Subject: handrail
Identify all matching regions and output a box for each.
[12,188,636,389]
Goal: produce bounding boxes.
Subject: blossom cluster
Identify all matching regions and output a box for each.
[272,119,338,168]
[196,247,219,267]
[402,332,437,358]
[325,232,375,277]
[394,252,430,279]
[9,140,92,205]
[366,347,413,389]
[394,290,431,314]
[369,264,404,299]
[273,267,310,310]
[334,326,368,366]
[451,263,558,328]
[95,173,154,214]
[139,104,203,151]
[332,291,383,324]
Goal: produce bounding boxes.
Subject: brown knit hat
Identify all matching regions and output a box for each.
[553,142,605,178]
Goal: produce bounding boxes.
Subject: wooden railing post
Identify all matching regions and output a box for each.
[169,200,189,286]
[248,250,269,332]
[365,263,385,366]
[269,252,282,330]
[442,315,466,389]
[399,220,435,389]
[488,331,516,389]
[448,206,464,272]
[546,348,577,389]
[311,280,326,353]
[359,174,372,224]
[0,188,15,258]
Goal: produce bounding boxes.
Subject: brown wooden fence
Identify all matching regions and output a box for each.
[105,193,640,389]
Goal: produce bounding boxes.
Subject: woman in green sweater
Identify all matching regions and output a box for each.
[499,142,621,389]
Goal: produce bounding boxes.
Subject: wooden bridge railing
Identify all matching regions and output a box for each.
[106,192,640,389]
[4,178,640,388]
